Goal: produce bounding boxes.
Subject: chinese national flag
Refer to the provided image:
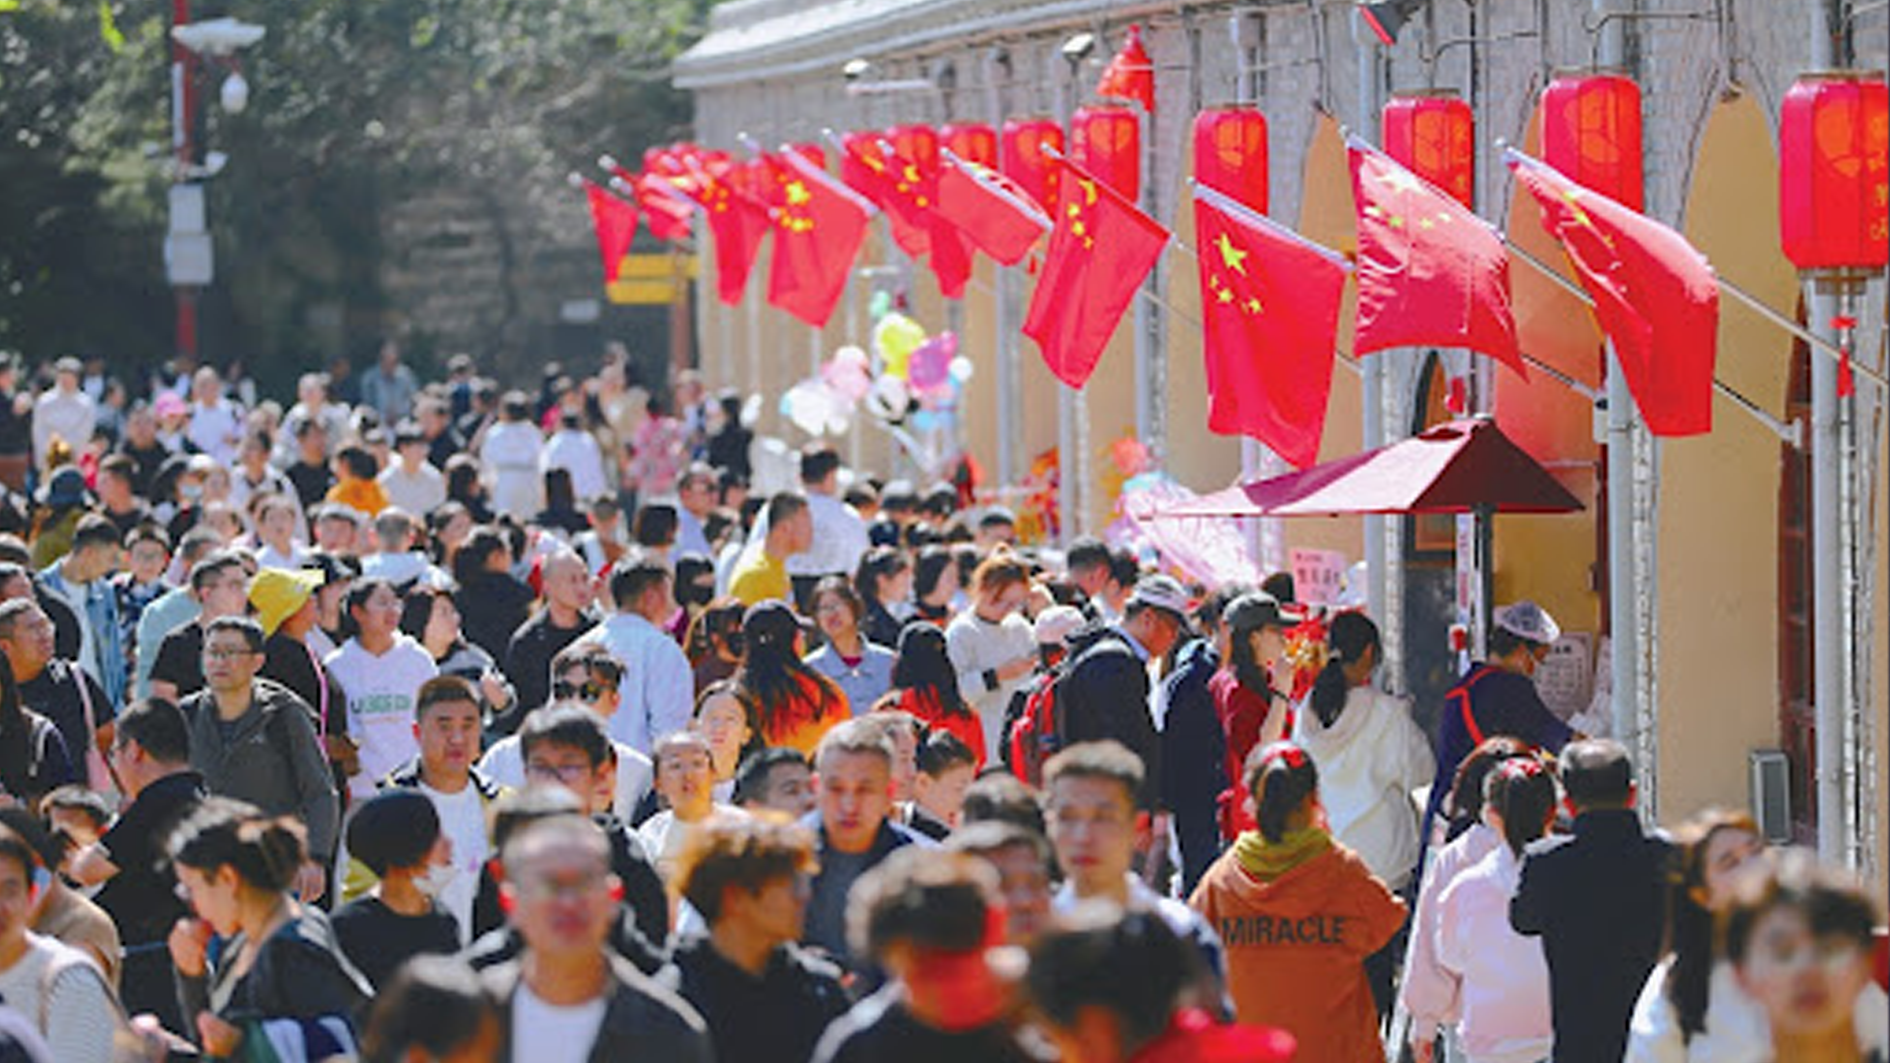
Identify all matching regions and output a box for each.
[765,150,875,329]
[1096,25,1155,111]
[841,134,931,258]
[637,171,696,241]
[1349,139,1523,375]
[927,217,972,299]
[1022,157,1170,388]
[936,152,1052,265]
[1192,186,1349,469]
[695,158,772,306]
[1508,149,1720,436]
[583,180,638,286]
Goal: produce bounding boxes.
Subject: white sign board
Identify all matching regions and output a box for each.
[1290,548,1348,607]
[1535,631,1594,722]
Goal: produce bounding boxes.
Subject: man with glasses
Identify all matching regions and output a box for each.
[479,645,654,821]
[148,550,253,706]
[482,814,711,1063]
[179,615,337,902]
[468,710,668,968]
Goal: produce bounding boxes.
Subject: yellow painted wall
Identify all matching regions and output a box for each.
[1656,91,1800,825]
[1494,105,1602,633]
[1161,132,1243,497]
[1280,112,1365,563]
[957,255,1000,490]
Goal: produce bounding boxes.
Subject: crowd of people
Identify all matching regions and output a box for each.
[0,341,1877,1062]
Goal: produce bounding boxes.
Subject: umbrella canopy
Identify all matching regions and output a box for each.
[1162,418,1584,518]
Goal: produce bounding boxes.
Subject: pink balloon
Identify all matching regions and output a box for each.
[907,332,958,391]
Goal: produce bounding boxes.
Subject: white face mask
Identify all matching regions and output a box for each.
[414,863,456,899]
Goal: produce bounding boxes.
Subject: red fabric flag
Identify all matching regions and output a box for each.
[765,149,875,329]
[1508,149,1720,436]
[637,171,696,241]
[841,134,931,258]
[694,157,772,306]
[1349,138,1523,374]
[583,180,638,286]
[873,137,974,298]
[1022,156,1170,388]
[936,151,1052,265]
[1096,25,1155,111]
[1192,184,1349,469]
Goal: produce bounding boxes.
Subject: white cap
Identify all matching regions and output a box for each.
[1493,600,1560,645]
[1033,605,1085,647]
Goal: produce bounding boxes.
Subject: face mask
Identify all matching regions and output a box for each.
[888,599,915,622]
[415,863,456,899]
[181,483,204,502]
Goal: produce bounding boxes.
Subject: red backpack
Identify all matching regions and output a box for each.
[1003,667,1064,787]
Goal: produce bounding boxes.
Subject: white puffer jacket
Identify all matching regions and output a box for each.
[1292,683,1433,890]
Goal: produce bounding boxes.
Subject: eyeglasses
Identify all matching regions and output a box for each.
[526,761,592,784]
[511,870,608,901]
[202,647,257,662]
[552,680,614,703]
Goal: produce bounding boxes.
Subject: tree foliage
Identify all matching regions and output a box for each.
[1,0,705,392]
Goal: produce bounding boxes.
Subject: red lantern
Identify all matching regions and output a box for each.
[1540,72,1643,211]
[940,122,998,168]
[1780,71,1889,273]
[1192,107,1268,213]
[1383,91,1475,208]
[1073,106,1140,200]
[889,124,940,175]
[1002,118,1064,209]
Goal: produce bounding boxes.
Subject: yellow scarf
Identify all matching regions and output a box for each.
[1233,826,1333,881]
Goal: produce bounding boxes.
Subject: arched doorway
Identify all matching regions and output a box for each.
[1778,325,1816,844]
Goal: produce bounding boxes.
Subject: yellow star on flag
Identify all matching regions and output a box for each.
[1215,232,1249,275]
[1244,296,1263,316]
[1217,287,1234,305]
[784,181,811,207]
[1377,168,1427,197]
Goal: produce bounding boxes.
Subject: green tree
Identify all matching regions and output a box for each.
[4,0,706,395]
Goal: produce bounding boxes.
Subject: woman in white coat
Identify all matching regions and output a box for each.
[1436,758,1559,1063]
[1626,810,1887,1063]
[1293,610,1434,1018]
[477,392,544,522]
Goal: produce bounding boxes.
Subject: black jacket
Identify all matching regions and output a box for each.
[501,607,598,724]
[469,811,669,970]
[1056,624,1162,810]
[661,936,851,1063]
[455,570,535,663]
[1510,809,1674,1063]
[178,907,372,1044]
[484,954,713,1063]
[1160,637,1228,896]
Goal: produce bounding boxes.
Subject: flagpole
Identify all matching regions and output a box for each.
[1353,15,1398,683]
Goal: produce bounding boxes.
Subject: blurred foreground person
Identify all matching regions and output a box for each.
[812,848,1049,1063]
[1028,902,1295,1063]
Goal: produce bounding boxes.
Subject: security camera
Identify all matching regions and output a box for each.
[1060,32,1097,62]
[842,58,873,81]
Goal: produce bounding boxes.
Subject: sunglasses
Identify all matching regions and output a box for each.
[552,680,615,703]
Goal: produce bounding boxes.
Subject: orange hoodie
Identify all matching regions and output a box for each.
[1188,837,1406,1063]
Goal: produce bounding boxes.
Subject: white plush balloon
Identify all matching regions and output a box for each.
[948,356,974,384]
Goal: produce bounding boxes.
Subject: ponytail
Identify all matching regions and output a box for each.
[1310,611,1379,728]
[1486,758,1556,856]
[1244,741,1319,844]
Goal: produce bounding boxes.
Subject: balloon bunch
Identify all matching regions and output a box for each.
[776,301,974,439]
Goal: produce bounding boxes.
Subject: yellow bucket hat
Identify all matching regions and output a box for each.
[248,567,325,637]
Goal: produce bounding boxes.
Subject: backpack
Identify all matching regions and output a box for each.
[1002,627,1126,787]
[1002,667,1063,788]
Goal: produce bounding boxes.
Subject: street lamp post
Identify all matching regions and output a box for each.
[165,13,264,365]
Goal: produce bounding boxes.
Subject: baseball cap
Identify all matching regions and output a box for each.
[249,567,324,636]
[1221,592,1302,634]
[52,356,83,376]
[1126,574,1191,624]
[1033,605,1085,647]
[1493,600,1560,645]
